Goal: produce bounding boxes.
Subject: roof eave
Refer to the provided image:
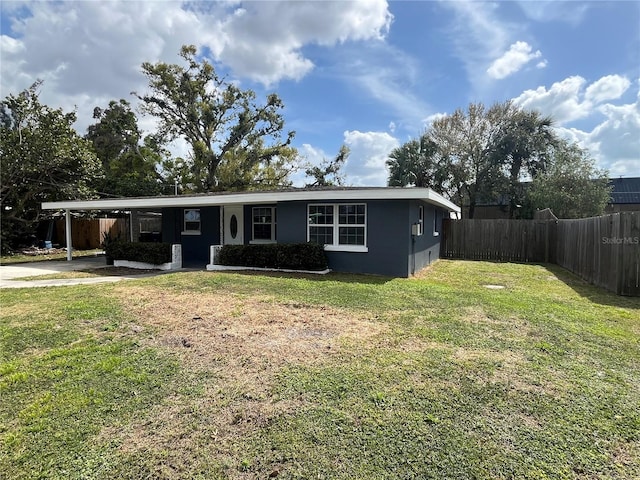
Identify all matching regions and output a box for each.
[42,188,461,213]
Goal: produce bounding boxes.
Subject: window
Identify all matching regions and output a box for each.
[183,209,201,234]
[139,216,161,234]
[418,205,424,236]
[308,204,367,251]
[252,207,276,242]
[433,209,440,236]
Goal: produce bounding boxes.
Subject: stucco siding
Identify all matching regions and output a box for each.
[409,201,443,275]
[274,200,411,277]
[275,202,307,243]
[163,206,220,266]
[164,200,443,276]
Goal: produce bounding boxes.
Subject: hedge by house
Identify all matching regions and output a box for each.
[105,241,172,265]
[217,243,328,271]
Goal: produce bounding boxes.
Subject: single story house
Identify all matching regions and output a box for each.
[42,187,460,277]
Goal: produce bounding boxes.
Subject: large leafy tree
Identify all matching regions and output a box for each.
[216,143,299,192]
[0,81,101,252]
[388,101,559,218]
[86,99,166,197]
[135,45,295,192]
[528,140,611,218]
[427,102,512,218]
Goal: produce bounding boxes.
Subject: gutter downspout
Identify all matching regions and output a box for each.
[65,209,72,261]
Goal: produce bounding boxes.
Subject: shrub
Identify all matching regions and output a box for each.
[217,243,327,271]
[105,241,172,265]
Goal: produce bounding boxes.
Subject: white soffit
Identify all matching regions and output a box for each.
[42,188,461,213]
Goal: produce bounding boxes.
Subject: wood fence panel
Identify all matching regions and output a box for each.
[55,218,128,249]
[442,212,639,296]
[619,212,640,296]
[441,219,548,263]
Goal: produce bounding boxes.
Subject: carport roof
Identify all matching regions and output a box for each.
[42,187,461,213]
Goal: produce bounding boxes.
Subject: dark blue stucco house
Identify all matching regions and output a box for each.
[43,187,460,277]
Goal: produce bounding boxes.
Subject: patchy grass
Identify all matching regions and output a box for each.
[17,266,161,281]
[1,260,638,479]
[0,249,103,265]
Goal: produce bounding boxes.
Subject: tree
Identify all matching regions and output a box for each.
[386,136,441,189]
[491,106,555,217]
[0,81,101,252]
[86,99,166,197]
[388,101,560,218]
[216,143,299,191]
[305,145,350,187]
[135,45,295,192]
[424,102,514,217]
[528,140,611,218]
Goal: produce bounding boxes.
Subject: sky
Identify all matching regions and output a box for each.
[1,0,639,188]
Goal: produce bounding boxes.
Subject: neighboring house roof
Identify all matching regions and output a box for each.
[42,187,461,213]
[609,177,640,204]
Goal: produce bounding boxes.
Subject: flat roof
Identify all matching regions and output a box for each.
[42,187,461,213]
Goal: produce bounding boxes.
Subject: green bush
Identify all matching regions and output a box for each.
[217,243,328,271]
[105,241,172,265]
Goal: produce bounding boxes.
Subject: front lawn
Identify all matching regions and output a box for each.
[1,261,638,479]
[0,249,103,265]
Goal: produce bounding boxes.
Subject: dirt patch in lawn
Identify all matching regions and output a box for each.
[115,286,386,370]
[104,285,387,474]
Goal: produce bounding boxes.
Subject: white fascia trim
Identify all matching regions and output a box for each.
[42,188,461,213]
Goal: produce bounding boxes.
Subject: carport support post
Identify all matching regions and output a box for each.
[65,209,72,261]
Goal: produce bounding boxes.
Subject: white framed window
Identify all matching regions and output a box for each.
[251,206,276,243]
[433,208,440,236]
[308,203,367,252]
[418,205,425,236]
[183,208,201,235]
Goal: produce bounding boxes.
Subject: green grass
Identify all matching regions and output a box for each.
[0,249,103,265]
[1,260,638,479]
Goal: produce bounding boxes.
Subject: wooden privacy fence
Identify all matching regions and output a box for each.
[441,212,640,296]
[55,218,128,249]
[440,219,552,262]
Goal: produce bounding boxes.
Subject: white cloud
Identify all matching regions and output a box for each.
[513,76,592,124]
[588,99,640,174]
[441,1,513,90]
[0,0,392,132]
[445,1,510,60]
[487,41,544,79]
[516,76,639,176]
[218,0,393,85]
[423,112,447,127]
[343,42,431,128]
[342,130,399,186]
[516,1,590,25]
[585,75,631,104]
[513,75,632,125]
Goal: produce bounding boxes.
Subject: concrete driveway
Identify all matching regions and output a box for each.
[0,256,165,288]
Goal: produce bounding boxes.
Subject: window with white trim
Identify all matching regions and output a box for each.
[252,207,276,242]
[433,209,440,236]
[308,204,366,249]
[183,209,201,234]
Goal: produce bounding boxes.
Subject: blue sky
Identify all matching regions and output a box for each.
[1,1,638,187]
